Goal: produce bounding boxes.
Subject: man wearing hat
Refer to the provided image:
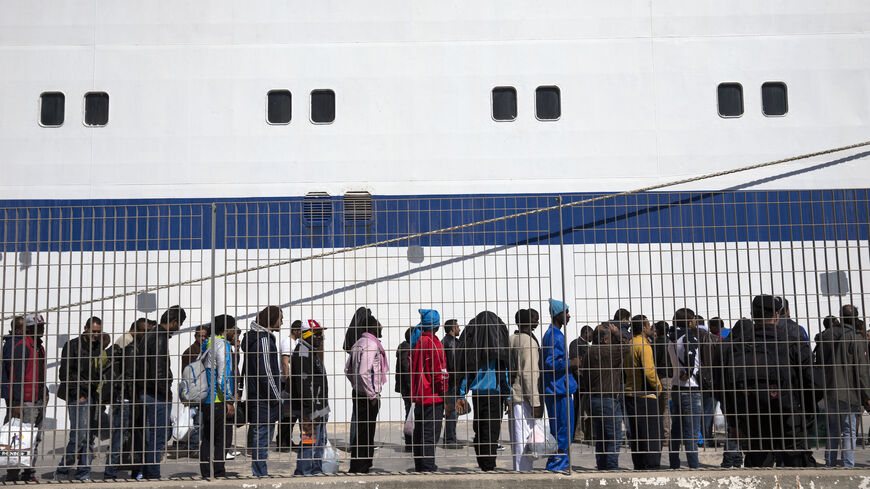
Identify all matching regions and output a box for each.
[1,314,47,482]
[410,309,448,472]
[290,319,330,475]
[541,299,577,472]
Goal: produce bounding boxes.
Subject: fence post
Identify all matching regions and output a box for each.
[556,195,572,474]
[208,203,217,481]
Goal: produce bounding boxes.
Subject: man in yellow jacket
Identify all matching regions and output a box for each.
[623,315,662,470]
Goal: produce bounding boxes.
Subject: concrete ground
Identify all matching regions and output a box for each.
[18,415,870,483]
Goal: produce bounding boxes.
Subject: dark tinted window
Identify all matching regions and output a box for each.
[717,83,743,117]
[762,82,788,116]
[492,86,517,121]
[535,86,560,120]
[84,92,109,126]
[311,89,335,123]
[39,92,64,127]
[267,90,292,124]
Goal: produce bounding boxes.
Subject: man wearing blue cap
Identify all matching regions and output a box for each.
[541,299,577,471]
[410,309,448,472]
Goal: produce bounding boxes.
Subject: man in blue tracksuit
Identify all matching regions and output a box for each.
[541,299,577,472]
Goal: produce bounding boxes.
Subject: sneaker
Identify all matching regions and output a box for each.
[497,444,506,451]
[225,451,236,460]
[228,449,242,457]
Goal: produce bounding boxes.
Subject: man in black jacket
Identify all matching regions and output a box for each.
[56,317,104,481]
[291,320,329,475]
[440,319,461,448]
[134,306,185,479]
[242,306,283,477]
[726,296,816,467]
[103,318,147,479]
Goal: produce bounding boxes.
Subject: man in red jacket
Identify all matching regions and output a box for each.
[1,314,47,483]
[410,309,448,472]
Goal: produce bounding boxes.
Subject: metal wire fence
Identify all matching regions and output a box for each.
[0,189,869,481]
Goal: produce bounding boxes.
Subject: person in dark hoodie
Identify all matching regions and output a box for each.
[455,311,511,471]
[1,314,46,483]
[726,296,816,467]
[56,317,105,481]
[242,305,283,477]
[134,306,185,480]
[292,320,330,475]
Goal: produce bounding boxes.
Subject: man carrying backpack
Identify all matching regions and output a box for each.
[814,312,870,467]
[134,306,186,479]
[726,295,816,467]
[198,315,237,478]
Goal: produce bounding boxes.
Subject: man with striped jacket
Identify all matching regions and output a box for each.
[242,306,283,477]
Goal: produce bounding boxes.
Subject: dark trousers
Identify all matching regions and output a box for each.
[472,394,503,471]
[625,396,661,470]
[412,403,444,472]
[349,393,380,473]
[277,405,299,450]
[199,403,231,478]
[739,410,809,467]
[442,394,458,444]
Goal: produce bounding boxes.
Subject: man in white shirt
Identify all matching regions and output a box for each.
[667,308,704,469]
[278,320,302,451]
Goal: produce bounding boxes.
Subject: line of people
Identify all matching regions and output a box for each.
[2,297,869,481]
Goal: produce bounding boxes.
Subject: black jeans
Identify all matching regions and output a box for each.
[349,393,380,473]
[625,396,661,470]
[199,404,230,478]
[472,394,503,471]
[413,403,444,472]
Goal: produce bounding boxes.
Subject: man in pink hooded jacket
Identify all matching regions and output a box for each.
[344,314,388,473]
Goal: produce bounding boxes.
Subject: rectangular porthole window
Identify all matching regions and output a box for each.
[717,83,743,118]
[535,86,560,121]
[762,82,788,116]
[84,91,109,126]
[267,90,292,124]
[310,89,335,124]
[39,92,65,127]
[492,86,517,121]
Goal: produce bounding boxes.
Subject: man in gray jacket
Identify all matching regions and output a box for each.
[814,309,870,468]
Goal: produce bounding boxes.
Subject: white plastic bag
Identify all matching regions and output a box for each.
[322,440,339,474]
[403,402,416,437]
[525,418,557,460]
[0,418,36,467]
[172,404,193,442]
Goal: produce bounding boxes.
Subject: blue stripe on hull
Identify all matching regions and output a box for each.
[1,190,868,252]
